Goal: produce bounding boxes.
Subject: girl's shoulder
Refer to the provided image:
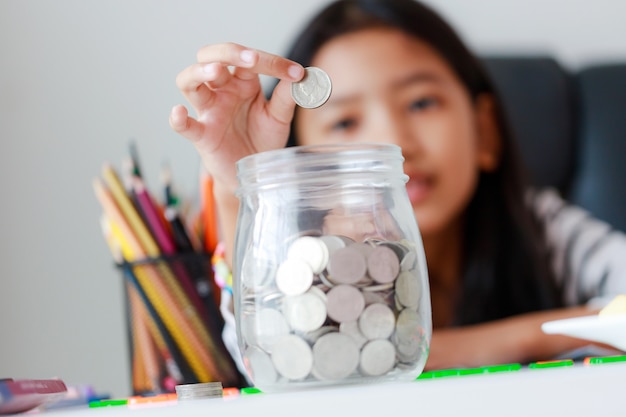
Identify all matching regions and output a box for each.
[526,187,571,222]
[525,186,621,248]
[526,187,608,231]
[526,187,626,307]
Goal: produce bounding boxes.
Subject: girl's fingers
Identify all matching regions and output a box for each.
[202,62,234,89]
[267,78,298,125]
[231,66,259,82]
[175,62,233,109]
[196,42,256,68]
[169,104,205,143]
[196,42,304,82]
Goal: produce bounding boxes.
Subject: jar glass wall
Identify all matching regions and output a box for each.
[233,143,431,392]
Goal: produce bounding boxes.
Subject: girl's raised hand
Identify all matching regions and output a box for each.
[170,43,304,192]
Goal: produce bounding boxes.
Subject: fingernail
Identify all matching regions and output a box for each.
[240,50,255,64]
[288,65,303,80]
[203,63,217,76]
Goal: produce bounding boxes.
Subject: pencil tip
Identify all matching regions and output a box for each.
[92,177,104,193]
[101,162,115,176]
[161,163,172,184]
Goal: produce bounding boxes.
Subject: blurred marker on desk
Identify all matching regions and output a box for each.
[128,393,177,408]
[88,398,128,408]
[240,387,263,395]
[417,363,522,379]
[584,355,626,365]
[528,359,574,369]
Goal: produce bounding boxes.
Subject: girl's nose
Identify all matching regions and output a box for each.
[367,106,416,150]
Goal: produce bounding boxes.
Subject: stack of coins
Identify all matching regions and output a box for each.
[175,382,223,401]
[239,234,427,387]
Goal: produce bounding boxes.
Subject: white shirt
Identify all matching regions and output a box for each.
[530,187,626,309]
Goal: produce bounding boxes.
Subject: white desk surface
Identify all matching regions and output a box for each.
[45,362,624,417]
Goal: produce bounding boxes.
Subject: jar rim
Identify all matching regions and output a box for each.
[238,143,401,164]
[236,143,405,193]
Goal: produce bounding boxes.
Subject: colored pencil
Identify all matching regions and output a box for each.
[93,178,221,382]
[99,168,220,361]
[200,168,219,253]
[131,175,214,333]
[129,282,161,393]
[95,148,241,390]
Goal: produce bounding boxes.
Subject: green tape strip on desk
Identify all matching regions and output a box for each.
[417,363,522,379]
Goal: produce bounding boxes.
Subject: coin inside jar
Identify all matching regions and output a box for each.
[237,234,427,388]
[291,67,332,108]
[271,334,313,380]
[312,332,359,380]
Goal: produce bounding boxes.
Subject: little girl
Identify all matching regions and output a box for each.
[170,0,626,370]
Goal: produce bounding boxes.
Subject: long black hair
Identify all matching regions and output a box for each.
[277,0,562,324]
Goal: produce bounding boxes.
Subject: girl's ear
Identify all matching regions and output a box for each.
[475,93,502,172]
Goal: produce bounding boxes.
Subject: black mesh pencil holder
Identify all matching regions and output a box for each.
[116,252,245,395]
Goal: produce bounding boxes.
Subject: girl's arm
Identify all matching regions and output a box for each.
[425,306,614,370]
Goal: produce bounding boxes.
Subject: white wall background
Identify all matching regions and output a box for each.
[0,0,624,398]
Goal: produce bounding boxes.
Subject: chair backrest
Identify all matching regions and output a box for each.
[483,57,577,194]
[483,57,626,232]
[569,64,626,233]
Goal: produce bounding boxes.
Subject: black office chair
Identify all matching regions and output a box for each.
[570,65,626,233]
[483,57,626,232]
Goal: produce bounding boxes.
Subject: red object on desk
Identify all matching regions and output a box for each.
[0,378,68,414]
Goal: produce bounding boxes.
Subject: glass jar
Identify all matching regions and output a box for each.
[233,143,431,392]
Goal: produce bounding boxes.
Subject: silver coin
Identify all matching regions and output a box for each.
[395,270,421,310]
[254,307,291,352]
[275,258,314,296]
[175,382,223,400]
[353,275,374,288]
[312,332,360,380]
[358,302,396,340]
[291,66,332,109]
[339,320,368,349]
[399,240,418,271]
[361,282,394,292]
[282,291,327,332]
[260,290,285,308]
[361,289,388,306]
[271,334,313,380]
[326,284,365,323]
[336,235,356,245]
[319,234,347,256]
[307,284,328,302]
[287,236,329,274]
[241,253,276,289]
[359,339,397,377]
[394,292,404,312]
[241,311,259,347]
[318,270,337,288]
[367,245,400,284]
[363,237,385,246]
[243,346,278,386]
[380,240,408,262]
[351,241,375,257]
[301,325,338,344]
[394,308,423,363]
[327,246,367,284]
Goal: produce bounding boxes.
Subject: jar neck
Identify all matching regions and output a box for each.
[236,143,407,196]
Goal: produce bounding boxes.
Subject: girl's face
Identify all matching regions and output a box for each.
[295,27,499,238]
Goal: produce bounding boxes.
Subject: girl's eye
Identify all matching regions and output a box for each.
[409,97,438,112]
[331,118,357,131]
